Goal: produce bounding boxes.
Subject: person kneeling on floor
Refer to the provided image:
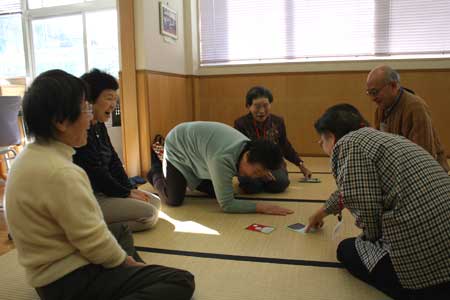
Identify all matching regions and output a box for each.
[147,121,294,216]
[306,104,450,300]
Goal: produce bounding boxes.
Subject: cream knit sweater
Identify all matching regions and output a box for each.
[5,140,126,287]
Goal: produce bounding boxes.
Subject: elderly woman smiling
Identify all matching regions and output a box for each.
[73,69,160,232]
[5,69,194,300]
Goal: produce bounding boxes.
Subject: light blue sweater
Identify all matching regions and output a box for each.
[165,121,257,213]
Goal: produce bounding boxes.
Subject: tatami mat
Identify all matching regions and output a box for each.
[138,252,389,300]
[0,250,389,300]
[140,172,336,201]
[0,251,39,300]
[134,199,360,263]
[286,157,331,174]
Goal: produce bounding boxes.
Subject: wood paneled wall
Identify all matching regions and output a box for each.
[137,71,194,175]
[136,69,450,175]
[195,72,375,155]
[194,69,450,156]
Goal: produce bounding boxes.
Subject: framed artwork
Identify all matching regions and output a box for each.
[159,2,177,39]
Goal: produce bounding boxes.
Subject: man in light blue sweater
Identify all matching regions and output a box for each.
[148,121,294,215]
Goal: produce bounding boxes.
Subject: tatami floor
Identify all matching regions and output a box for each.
[0,157,393,300]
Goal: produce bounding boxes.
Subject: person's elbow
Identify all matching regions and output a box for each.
[221,203,235,213]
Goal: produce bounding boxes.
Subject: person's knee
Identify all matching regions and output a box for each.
[166,198,183,207]
[146,193,162,210]
[336,238,356,264]
[172,270,195,295]
[130,202,160,230]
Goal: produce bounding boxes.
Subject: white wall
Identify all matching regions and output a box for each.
[107,127,123,161]
[134,0,188,74]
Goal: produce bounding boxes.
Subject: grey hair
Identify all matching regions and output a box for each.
[384,66,401,83]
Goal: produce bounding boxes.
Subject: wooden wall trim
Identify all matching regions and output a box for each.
[136,72,151,177]
[138,67,450,79]
[118,0,140,176]
[137,69,192,79]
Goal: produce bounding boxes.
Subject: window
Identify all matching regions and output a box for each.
[86,10,119,75]
[0,14,26,77]
[0,0,118,80]
[199,0,450,65]
[0,1,26,78]
[32,15,85,76]
[28,0,83,9]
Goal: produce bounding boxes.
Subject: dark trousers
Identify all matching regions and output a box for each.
[35,223,195,300]
[151,159,215,206]
[238,167,290,194]
[337,238,450,300]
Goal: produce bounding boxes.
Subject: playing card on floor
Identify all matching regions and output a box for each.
[245,223,275,234]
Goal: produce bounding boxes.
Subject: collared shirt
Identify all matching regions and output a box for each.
[380,87,403,132]
[324,127,450,289]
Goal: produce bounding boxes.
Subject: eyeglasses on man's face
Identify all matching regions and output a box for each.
[366,82,390,97]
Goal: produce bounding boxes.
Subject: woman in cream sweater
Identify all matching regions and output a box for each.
[5,69,194,300]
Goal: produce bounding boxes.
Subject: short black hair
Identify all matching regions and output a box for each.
[23,69,87,141]
[246,86,273,107]
[326,103,370,127]
[314,104,368,141]
[80,68,118,104]
[246,139,283,170]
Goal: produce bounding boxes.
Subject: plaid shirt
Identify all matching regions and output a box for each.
[324,127,450,289]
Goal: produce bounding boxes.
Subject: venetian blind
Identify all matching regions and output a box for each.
[0,0,21,15]
[199,0,450,65]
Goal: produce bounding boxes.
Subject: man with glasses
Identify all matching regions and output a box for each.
[366,65,449,172]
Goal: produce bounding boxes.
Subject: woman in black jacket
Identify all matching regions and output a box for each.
[74,69,160,232]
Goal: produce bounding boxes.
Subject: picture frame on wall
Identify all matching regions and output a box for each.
[159,2,177,39]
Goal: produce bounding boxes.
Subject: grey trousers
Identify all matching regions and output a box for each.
[36,223,195,300]
[96,191,161,232]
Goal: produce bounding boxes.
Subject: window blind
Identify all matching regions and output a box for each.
[0,0,21,15]
[199,0,450,65]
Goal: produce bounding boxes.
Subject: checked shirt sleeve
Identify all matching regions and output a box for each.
[332,140,383,242]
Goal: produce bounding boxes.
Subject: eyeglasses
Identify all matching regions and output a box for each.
[366,82,390,97]
[81,102,93,114]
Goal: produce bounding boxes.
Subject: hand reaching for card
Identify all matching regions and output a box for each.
[256,203,294,216]
[299,164,312,179]
[305,206,328,232]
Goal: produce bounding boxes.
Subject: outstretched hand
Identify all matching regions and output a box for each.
[256,203,294,216]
